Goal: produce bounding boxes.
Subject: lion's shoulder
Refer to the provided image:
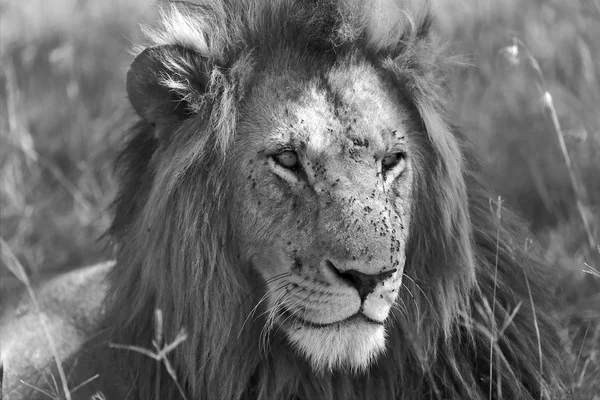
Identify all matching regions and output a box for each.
[1,262,113,399]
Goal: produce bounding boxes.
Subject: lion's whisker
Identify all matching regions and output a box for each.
[251,283,291,322]
[260,303,285,357]
[239,282,289,338]
[403,273,436,314]
[401,283,419,308]
[392,298,408,317]
[259,288,290,358]
[272,294,302,338]
[265,272,292,284]
[237,272,291,311]
[275,290,309,332]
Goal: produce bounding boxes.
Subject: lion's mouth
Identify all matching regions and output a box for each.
[279,307,384,329]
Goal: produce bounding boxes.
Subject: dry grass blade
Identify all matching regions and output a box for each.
[19,379,56,399]
[108,309,189,400]
[500,37,596,251]
[573,322,591,376]
[153,309,164,400]
[496,302,523,338]
[523,238,544,378]
[90,392,107,400]
[542,89,595,250]
[583,261,600,279]
[488,196,503,400]
[0,237,72,400]
[69,374,99,395]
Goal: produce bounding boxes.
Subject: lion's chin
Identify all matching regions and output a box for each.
[285,319,387,373]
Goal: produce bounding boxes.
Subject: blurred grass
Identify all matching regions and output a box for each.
[438,0,600,249]
[0,0,598,396]
[1,0,154,275]
[435,2,600,394]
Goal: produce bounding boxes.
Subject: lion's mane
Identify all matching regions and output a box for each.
[105,1,571,399]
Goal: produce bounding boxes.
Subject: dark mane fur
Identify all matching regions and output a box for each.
[105,1,571,399]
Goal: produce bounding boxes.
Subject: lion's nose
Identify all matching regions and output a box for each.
[326,261,396,300]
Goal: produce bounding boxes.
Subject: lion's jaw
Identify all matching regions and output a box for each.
[234,60,413,373]
[287,316,388,372]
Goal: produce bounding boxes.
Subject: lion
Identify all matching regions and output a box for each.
[1,1,572,399]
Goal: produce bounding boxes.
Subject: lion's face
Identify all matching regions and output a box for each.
[232,59,414,371]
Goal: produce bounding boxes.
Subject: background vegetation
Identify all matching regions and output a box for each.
[1,0,598,396]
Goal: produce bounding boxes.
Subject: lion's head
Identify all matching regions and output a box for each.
[102,1,569,399]
[231,59,420,371]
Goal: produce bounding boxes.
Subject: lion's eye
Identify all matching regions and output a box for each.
[382,152,405,171]
[274,151,298,169]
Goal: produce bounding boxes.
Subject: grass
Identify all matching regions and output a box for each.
[1,238,72,400]
[1,0,153,276]
[1,0,598,397]
[108,309,189,400]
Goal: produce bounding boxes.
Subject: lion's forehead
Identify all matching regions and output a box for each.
[297,87,402,152]
[251,61,412,158]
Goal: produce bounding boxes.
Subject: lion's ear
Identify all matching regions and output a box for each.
[126,45,209,125]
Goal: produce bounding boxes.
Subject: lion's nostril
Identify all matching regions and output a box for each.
[326,260,396,300]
